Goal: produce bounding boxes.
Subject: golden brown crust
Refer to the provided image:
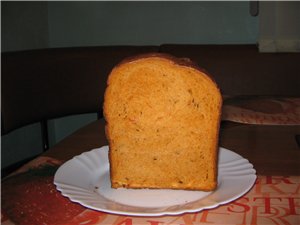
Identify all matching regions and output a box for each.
[103,53,222,191]
[114,52,218,85]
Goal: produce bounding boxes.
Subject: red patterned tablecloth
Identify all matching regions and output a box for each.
[1,156,300,225]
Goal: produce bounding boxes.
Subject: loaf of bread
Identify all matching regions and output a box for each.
[103,53,222,191]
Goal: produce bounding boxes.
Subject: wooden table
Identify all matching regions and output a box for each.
[44,119,300,176]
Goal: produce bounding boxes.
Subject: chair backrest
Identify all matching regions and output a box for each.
[1,46,158,136]
[160,44,300,96]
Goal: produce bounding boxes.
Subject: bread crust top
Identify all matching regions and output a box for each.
[112,53,219,87]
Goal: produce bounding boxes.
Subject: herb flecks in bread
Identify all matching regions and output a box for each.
[104,54,222,191]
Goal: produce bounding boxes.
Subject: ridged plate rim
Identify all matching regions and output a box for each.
[54,146,256,216]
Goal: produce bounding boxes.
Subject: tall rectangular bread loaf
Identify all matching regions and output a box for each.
[104,53,222,191]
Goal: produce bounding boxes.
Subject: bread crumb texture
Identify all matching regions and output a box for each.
[104,55,222,191]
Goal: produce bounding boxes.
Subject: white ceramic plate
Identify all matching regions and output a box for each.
[54,146,256,216]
